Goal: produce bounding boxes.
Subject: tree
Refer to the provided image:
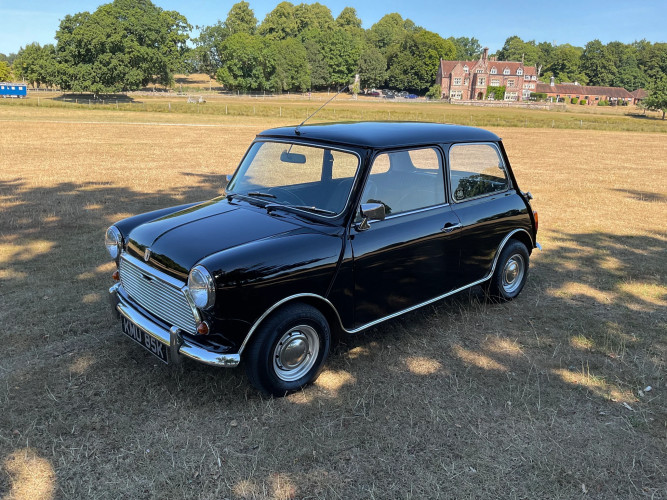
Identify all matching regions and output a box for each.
[357,47,386,88]
[303,38,329,88]
[0,53,18,65]
[607,41,644,90]
[367,13,415,53]
[0,61,11,81]
[258,2,298,40]
[387,29,456,92]
[580,39,616,86]
[642,75,667,119]
[225,1,257,36]
[13,43,57,88]
[497,35,540,65]
[294,3,334,34]
[336,7,362,30]
[447,36,482,60]
[215,33,271,91]
[546,44,587,84]
[267,38,311,92]
[55,0,191,93]
[318,28,362,86]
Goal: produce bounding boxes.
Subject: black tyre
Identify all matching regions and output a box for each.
[485,240,530,302]
[245,303,330,397]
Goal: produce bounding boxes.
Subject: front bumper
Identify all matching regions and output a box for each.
[109,283,240,368]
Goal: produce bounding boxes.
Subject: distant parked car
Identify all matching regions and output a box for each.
[398,91,408,98]
[368,90,381,97]
[107,122,539,396]
[406,93,418,99]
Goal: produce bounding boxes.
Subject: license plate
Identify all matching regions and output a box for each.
[121,316,169,364]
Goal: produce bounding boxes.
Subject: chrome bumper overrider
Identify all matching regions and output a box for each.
[109,283,240,368]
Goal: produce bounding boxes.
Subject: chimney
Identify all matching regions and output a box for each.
[550,76,555,86]
[482,47,489,63]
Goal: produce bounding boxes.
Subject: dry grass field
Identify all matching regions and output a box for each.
[0,106,665,499]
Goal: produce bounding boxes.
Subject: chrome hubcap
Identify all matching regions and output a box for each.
[502,254,525,294]
[273,325,319,382]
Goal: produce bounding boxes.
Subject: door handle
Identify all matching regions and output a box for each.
[442,223,461,233]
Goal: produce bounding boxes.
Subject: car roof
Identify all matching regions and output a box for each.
[257,121,500,149]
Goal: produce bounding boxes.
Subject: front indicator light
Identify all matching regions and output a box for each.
[112,270,120,281]
[197,322,210,335]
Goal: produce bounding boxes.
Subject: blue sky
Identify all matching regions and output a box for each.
[1,0,665,55]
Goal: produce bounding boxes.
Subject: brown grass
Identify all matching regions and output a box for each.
[0,107,665,499]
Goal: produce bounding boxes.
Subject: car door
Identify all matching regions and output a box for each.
[447,142,526,283]
[350,147,461,328]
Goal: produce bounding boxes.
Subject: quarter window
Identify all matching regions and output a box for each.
[361,148,445,215]
[449,144,509,202]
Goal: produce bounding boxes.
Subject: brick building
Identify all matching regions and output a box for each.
[436,48,538,101]
[536,78,634,105]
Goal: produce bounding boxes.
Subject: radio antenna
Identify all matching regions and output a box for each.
[295,85,349,135]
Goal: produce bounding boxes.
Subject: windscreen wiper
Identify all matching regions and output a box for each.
[247,191,277,199]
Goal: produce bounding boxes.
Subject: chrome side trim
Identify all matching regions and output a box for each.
[110,285,239,368]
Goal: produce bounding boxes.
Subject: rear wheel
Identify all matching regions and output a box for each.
[485,240,529,301]
[245,303,330,397]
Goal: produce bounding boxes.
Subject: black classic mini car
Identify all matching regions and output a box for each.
[107,122,539,395]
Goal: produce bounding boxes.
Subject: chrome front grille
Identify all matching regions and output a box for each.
[119,255,197,334]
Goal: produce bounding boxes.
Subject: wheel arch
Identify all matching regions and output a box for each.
[237,293,344,357]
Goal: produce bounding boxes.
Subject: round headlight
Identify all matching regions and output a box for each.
[105,226,122,260]
[188,265,215,310]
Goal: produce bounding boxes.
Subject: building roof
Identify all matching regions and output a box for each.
[630,88,648,99]
[536,83,634,98]
[257,122,500,148]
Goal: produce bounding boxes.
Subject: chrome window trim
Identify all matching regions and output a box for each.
[227,139,362,220]
[362,203,451,226]
[447,142,513,204]
[237,228,533,354]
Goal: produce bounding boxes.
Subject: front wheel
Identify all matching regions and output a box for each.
[245,303,330,396]
[485,240,530,301]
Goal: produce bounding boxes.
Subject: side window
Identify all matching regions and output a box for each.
[449,144,509,202]
[360,148,445,216]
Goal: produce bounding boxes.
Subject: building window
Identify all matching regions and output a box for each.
[507,80,514,87]
[503,68,510,75]
[476,69,483,74]
[531,75,536,80]
[523,90,531,99]
[491,79,500,86]
[517,68,523,75]
[464,78,469,85]
[478,77,486,86]
[463,65,469,73]
[454,77,462,85]
[450,90,463,100]
[490,67,497,74]
[504,92,518,101]
[524,75,530,80]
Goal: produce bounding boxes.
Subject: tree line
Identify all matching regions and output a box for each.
[1,0,666,102]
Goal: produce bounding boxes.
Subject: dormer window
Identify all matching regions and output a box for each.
[517,68,523,75]
[532,75,536,80]
[490,67,497,74]
[503,67,510,75]
[463,65,469,73]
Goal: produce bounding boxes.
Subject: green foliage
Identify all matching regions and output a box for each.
[580,99,586,105]
[318,28,362,86]
[215,33,271,91]
[447,37,482,60]
[0,61,11,81]
[357,47,386,89]
[55,0,191,93]
[267,38,311,92]
[0,52,18,65]
[643,75,667,119]
[13,43,57,88]
[387,29,455,92]
[486,86,505,100]
[497,36,540,66]
[426,84,442,100]
[225,1,258,36]
[367,13,415,53]
[530,92,547,100]
[257,2,299,40]
[598,100,609,106]
[571,97,579,104]
[581,39,616,86]
[336,7,362,30]
[303,38,329,89]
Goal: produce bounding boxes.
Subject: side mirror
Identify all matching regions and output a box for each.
[360,203,386,221]
[357,203,385,231]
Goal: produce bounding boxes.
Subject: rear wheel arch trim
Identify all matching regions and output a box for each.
[486,228,533,280]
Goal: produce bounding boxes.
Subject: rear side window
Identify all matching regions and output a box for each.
[449,144,509,202]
